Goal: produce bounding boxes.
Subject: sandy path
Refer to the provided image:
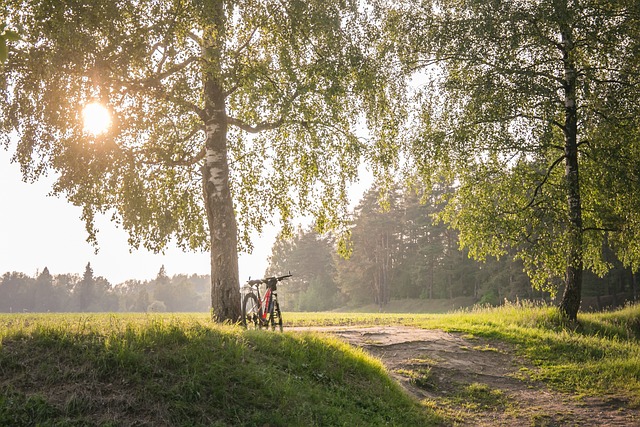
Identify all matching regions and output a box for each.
[291,326,639,426]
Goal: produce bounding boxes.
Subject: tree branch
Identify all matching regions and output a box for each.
[143,56,199,86]
[169,146,206,167]
[230,26,259,60]
[186,31,202,47]
[227,116,285,133]
[582,226,620,233]
[132,123,205,167]
[505,154,566,214]
[110,77,205,120]
[136,143,206,168]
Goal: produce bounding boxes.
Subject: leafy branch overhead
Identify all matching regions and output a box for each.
[384,0,640,320]
[0,23,19,63]
[0,0,401,322]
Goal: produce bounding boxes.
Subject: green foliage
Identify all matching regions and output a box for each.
[0,0,399,253]
[477,290,499,307]
[383,0,640,297]
[0,314,442,426]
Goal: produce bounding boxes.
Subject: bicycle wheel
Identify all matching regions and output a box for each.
[242,292,262,329]
[271,300,283,332]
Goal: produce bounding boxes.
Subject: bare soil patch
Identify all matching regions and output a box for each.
[292,326,639,426]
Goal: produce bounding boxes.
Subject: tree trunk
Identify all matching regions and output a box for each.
[429,257,434,299]
[202,8,241,323]
[202,110,241,322]
[557,17,583,321]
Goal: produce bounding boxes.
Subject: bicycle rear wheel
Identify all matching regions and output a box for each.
[242,292,262,329]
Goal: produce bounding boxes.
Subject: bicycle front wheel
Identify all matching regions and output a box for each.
[242,292,262,329]
[270,300,283,332]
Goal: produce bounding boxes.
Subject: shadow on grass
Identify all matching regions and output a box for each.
[0,316,445,426]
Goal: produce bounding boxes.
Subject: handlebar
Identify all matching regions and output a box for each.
[247,272,292,286]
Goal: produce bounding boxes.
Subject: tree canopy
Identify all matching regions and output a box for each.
[1,0,399,321]
[382,0,640,319]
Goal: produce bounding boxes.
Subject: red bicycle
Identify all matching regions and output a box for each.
[241,273,291,331]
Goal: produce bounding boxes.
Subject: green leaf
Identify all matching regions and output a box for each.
[4,30,20,42]
[0,39,7,63]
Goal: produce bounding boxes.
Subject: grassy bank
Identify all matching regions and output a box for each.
[288,302,640,403]
[0,314,441,426]
[1,303,639,425]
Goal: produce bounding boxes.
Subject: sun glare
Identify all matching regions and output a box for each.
[82,102,111,136]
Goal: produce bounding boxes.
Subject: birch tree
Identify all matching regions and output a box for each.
[385,0,640,320]
[0,0,398,322]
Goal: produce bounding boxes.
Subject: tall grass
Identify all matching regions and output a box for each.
[1,303,638,424]
[0,314,442,426]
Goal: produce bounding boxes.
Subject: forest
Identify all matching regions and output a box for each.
[2,185,636,313]
[268,186,639,312]
[0,264,210,313]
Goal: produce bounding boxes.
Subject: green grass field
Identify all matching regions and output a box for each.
[1,302,639,425]
[0,313,441,426]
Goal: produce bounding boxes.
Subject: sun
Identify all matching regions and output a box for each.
[82,102,111,135]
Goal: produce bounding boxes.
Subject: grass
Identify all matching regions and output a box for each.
[396,367,433,389]
[0,314,442,426]
[288,302,640,404]
[340,297,476,314]
[442,382,507,411]
[1,302,639,425]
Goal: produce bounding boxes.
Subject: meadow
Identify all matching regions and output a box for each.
[0,302,639,426]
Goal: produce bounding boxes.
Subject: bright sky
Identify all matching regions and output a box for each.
[1,144,369,285]
[0,146,278,285]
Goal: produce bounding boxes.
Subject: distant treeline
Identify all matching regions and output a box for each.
[267,186,640,312]
[0,264,210,313]
[3,186,639,314]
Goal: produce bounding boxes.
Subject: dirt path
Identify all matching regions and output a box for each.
[291,326,639,426]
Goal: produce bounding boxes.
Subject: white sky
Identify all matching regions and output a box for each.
[1,146,369,285]
[0,146,278,285]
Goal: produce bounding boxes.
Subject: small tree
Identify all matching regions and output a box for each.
[75,262,96,311]
[384,0,640,320]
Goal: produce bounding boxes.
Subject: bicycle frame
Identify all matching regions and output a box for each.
[261,287,275,319]
[241,274,290,331]
[243,283,280,329]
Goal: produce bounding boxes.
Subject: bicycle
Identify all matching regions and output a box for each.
[241,273,292,331]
